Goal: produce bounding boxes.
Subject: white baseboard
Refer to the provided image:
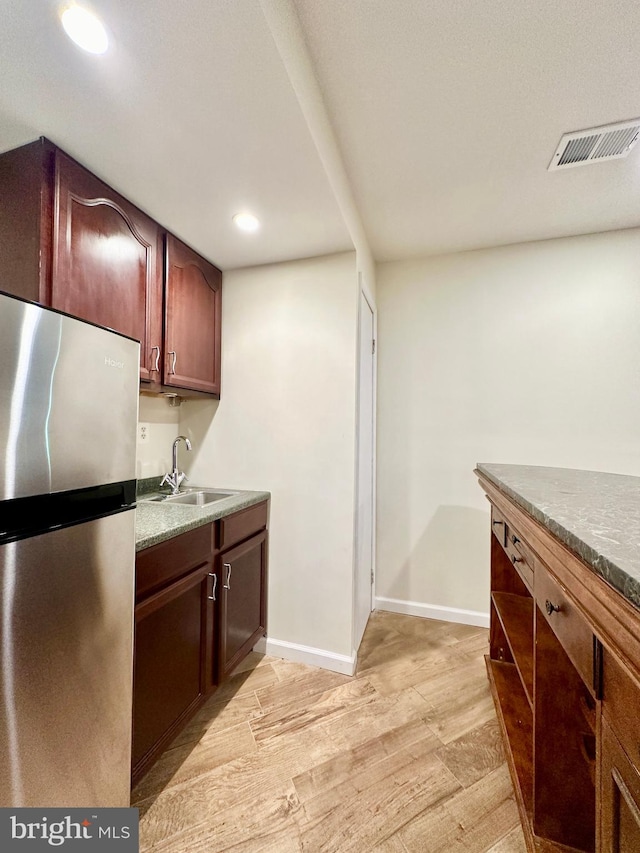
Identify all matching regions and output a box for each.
[253,636,356,676]
[375,596,489,629]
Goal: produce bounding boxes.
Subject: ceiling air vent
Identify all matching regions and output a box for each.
[548,119,640,170]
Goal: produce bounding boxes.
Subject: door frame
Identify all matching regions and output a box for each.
[352,274,377,660]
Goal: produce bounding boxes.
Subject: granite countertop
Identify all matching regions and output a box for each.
[476,463,640,610]
[135,483,271,551]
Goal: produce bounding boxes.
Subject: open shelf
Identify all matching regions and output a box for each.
[486,657,533,816]
[491,592,534,707]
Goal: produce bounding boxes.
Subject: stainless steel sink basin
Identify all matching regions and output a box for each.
[165,490,235,506]
[142,488,237,506]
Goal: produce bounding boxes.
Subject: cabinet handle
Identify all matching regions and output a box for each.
[223,562,232,590]
[511,534,520,545]
[545,599,561,616]
[208,572,217,601]
[492,520,503,526]
[168,351,177,374]
[511,555,523,564]
[151,345,160,373]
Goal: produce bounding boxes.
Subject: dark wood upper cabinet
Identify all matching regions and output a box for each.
[53,152,163,383]
[0,137,56,305]
[164,234,222,396]
[0,138,222,397]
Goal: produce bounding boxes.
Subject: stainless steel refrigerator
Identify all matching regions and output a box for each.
[0,291,139,807]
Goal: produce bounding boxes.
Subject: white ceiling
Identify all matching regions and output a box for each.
[1,0,640,269]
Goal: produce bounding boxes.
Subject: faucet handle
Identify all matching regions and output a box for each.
[177,472,188,487]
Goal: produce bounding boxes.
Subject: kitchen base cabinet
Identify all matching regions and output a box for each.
[477,470,640,853]
[132,565,215,782]
[218,530,268,682]
[133,499,268,786]
[132,525,215,786]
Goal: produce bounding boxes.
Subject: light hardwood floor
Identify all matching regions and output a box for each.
[132,611,527,852]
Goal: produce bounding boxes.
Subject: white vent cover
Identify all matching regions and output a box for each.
[548,119,640,170]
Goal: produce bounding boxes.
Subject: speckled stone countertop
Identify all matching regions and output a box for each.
[135,485,271,552]
[476,463,640,610]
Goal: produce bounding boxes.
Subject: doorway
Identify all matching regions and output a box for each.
[354,287,375,654]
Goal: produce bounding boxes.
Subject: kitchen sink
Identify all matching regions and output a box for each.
[142,488,237,506]
[165,490,235,505]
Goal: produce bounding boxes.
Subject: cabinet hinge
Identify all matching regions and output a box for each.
[593,635,603,700]
[372,339,376,355]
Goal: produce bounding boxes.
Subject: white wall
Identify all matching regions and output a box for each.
[376,228,640,622]
[179,251,360,663]
[136,394,180,479]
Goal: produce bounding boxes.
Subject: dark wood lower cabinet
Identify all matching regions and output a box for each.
[477,472,640,853]
[218,530,268,682]
[132,564,214,778]
[132,501,268,786]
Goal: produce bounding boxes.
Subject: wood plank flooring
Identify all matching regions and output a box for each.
[132,611,527,852]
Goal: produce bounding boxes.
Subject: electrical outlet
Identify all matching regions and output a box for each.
[138,422,150,443]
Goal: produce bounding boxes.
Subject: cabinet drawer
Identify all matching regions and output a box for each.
[602,650,640,775]
[136,524,213,601]
[505,526,534,592]
[534,568,594,692]
[217,501,268,552]
[491,505,507,547]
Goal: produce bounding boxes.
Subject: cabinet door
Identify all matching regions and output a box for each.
[600,718,640,852]
[164,234,222,395]
[52,152,163,383]
[132,563,211,777]
[218,530,267,681]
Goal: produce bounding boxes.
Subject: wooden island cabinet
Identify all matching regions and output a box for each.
[0,137,221,397]
[132,500,268,786]
[477,464,640,853]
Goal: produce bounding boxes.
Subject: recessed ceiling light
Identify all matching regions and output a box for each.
[61,5,109,54]
[232,212,260,233]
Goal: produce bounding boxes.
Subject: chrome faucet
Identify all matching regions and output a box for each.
[160,435,192,494]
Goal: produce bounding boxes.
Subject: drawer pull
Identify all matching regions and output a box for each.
[511,555,523,564]
[545,599,561,616]
[492,520,503,526]
[208,572,217,601]
[511,534,520,545]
